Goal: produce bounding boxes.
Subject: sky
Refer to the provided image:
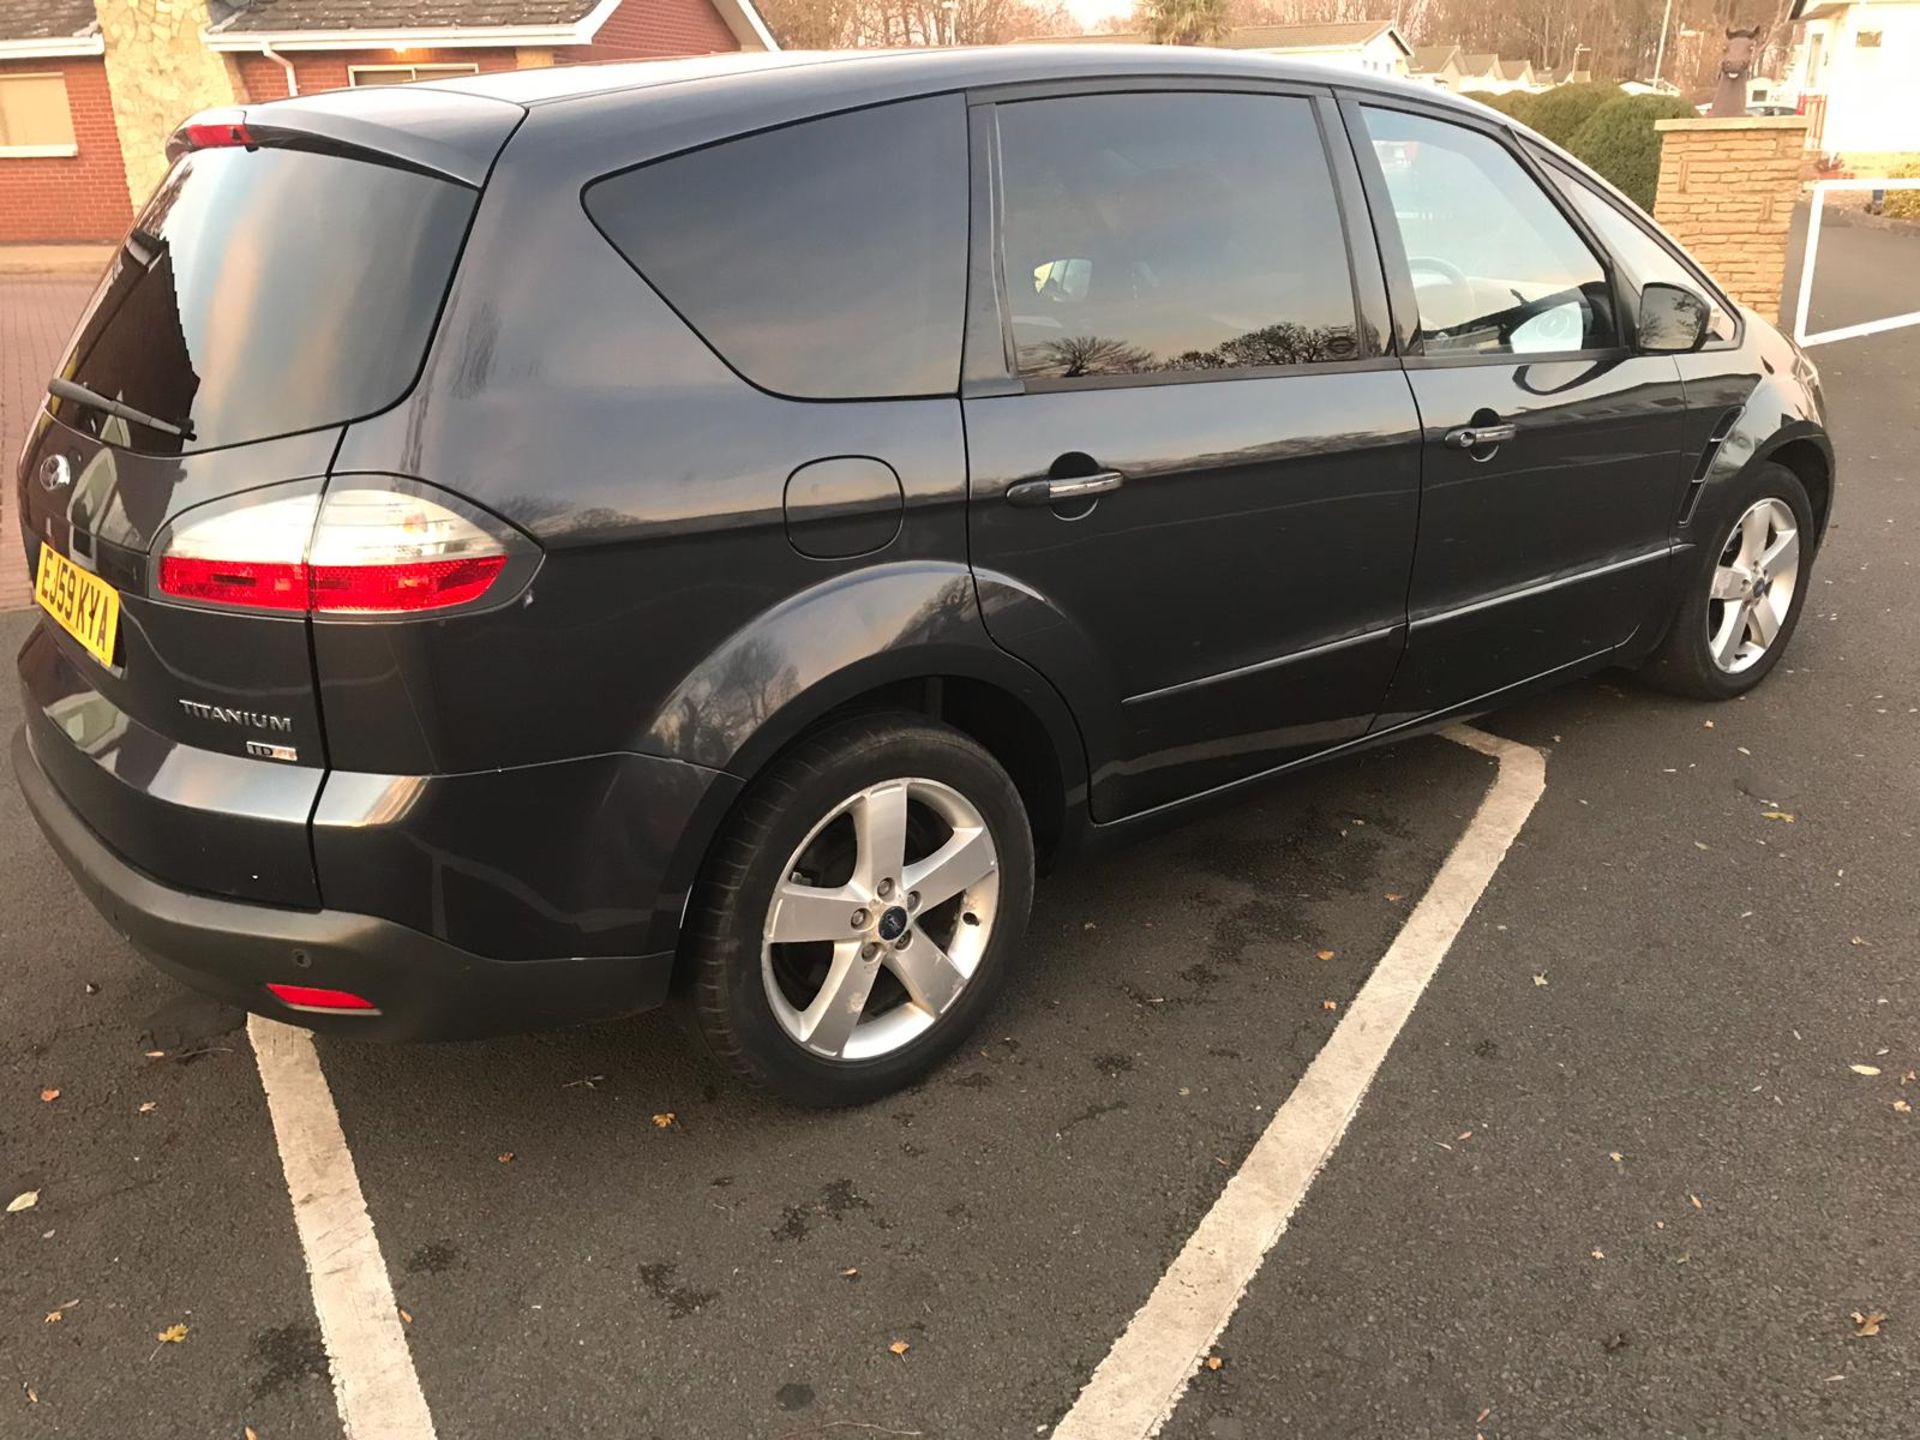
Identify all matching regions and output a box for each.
[1064,0,1131,28]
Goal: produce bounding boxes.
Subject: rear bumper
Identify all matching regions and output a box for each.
[14,725,676,1039]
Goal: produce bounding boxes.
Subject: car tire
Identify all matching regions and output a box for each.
[1643,462,1816,700]
[683,713,1035,1106]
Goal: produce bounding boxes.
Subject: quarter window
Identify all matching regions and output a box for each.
[0,73,77,154]
[1546,166,1735,343]
[585,97,968,401]
[1361,106,1617,356]
[994,92,1364,382]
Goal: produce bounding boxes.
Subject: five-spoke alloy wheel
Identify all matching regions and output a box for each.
[684,715,1033,1106]
[1646,461,1816,700]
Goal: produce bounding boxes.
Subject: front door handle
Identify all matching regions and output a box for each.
[1444,422,1518,450]
[1005,471,1125,508]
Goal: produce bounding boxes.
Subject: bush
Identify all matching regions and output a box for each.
[1460,90,1540,126]
[1569,94,1698,209]
[1882,159,1920,220]
[1520,83,1623,148]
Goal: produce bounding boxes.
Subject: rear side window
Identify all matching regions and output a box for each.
[586,97,968,401]
[56,146,476,456]
[994,92,1364,381]
[1361,106,1618,356]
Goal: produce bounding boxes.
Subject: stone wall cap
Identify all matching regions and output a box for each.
[1655,116,1811,131]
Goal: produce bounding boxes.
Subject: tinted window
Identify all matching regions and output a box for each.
[1362,107,1617,356]
[995,92,1363,381]
[586,97,968,400]
[1545,167,1736,343]
[56,146,476,456]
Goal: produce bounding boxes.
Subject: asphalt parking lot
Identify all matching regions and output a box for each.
[4,216,1917,1439]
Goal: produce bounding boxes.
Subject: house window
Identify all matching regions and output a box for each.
[1856,29,1883,47]
[347,63,482,86]
[0,72,78,157]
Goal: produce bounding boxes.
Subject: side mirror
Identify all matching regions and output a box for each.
[1637,281,1711,353]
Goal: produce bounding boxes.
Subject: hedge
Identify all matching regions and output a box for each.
[1568,94,1699,209]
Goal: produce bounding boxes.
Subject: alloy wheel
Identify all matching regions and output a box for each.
[760,777,1000,1061]
[1707,497,1800,674]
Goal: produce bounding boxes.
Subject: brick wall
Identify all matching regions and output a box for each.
[579,0,740,59]
[1653,117,1812,322]
[0,56,132,243]
[233,47,522,102]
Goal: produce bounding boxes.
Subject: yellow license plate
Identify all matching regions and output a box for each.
[35,545,121,669]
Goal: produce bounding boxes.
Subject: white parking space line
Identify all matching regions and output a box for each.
[1052,725,1547,1440]
[250,1016,439,1440]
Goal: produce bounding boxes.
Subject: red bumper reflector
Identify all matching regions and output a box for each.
[266,983,380,1013]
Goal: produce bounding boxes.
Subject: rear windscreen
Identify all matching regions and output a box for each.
[52,145,477,455]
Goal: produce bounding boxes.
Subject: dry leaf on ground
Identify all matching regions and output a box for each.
[7,1191,39,1214]
[1761,811,1795,822]
[652,1113,676,1128]
[138,1102,157,1114]
[1204,1356,1224,1371]
[1315,949,1337,961]
[39,1089,59,1103]
[1851,1310,1887,1338]
[1321,1000,1338,1012]
[888,1340,910,1356]
[156,1324,189,1343]
[1850,1064,1882,1076]
[1533,974,1549,986]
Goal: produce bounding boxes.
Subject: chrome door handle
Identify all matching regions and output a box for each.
[1444,423,1517,450]
[1005,471,1125,507]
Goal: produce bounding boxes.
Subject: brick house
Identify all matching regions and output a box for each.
[0,0,134,242]
[0,0,776,243]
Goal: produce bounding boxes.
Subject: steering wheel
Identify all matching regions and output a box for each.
[1406,255,1470,290]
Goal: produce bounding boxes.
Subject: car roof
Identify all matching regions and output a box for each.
[419,43,1495,120]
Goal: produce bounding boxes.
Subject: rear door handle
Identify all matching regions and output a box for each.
[1005,471,1125,508]
[1443,423,1517,450]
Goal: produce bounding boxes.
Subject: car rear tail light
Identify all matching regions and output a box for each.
[158,482,520,615]
[266,983,381,1014]
[306,489,507,613]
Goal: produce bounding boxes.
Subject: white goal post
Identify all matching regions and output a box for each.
[1792,179,1920,348]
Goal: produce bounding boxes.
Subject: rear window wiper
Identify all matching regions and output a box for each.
[48,377,196,441]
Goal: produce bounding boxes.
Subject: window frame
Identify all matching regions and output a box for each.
[963,78,1399,398]
[347,63,482,87]
[1340,91,1633,370]
[1533,149,1744,351]
[0,71,78,158]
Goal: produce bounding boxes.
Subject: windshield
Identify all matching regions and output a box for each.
[51,145,476,456]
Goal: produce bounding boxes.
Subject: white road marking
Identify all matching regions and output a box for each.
[1051,724,1547,1440]
[250,1016,439,1440]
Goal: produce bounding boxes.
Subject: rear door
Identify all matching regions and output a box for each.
[13,101,504,902]
[962,83,1422,820]
[1346,99,1691,725]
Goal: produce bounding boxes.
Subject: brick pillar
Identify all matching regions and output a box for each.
[1653,116,1810,322]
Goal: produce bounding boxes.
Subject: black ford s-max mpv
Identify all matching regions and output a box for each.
[15,48,1832,1104]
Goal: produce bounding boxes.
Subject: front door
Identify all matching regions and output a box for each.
[962,86,1423,819]
[1349,100,1691,726]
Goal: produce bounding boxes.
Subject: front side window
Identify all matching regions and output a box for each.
[585,96,968,401]
[1361,106,1617,356]
[0,73,77,153]
[995,91,1364,382]
[1546,166,1736,343]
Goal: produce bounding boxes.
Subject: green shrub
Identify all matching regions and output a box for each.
[1460,89,1540,126]
[1569,94,1698,209]
[1520,83,1622,148]
[1882,159,1920,220]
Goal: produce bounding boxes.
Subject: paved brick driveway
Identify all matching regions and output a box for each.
[1,275,94,610]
